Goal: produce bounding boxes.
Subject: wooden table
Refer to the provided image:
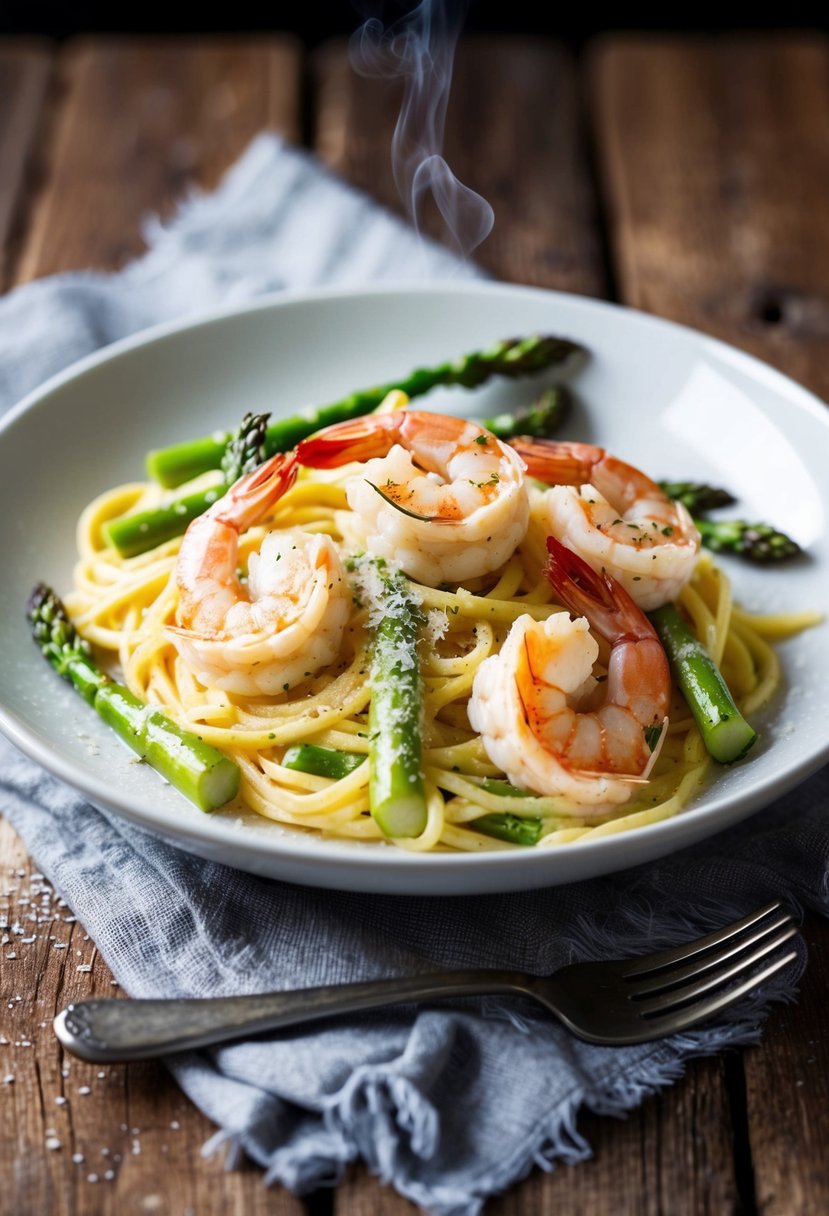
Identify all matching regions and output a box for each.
[1,31,827,1214]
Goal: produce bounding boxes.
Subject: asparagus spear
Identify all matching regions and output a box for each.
[282,743,365,780]
[281,745,543,846]
[351,557,428,838]
[104,412,271,559]
[649,602,757,764]
[471,813,543,847]
[694,517,802,562]
[658,481,736,513]
[484,384,572,440]
[659,481,801,562]
[27,584,240,812]
[220,411,270,482]
[111,340,581,558]
[145,335,582,489]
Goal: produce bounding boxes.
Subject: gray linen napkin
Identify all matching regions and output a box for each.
[1,134,826,1216]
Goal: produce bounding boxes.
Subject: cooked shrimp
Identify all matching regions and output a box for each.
[167,452,350,695]
[297,411,529,585]
[513,437,700,610]
[468,536,670,806]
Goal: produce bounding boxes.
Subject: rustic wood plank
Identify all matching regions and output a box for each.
[1,33,311,1216]
[0,818,308,1215]
[744,914,829,1215]
[313,37,605,294]
[0,41,52,289]
[490,1059,739,1215]
[15,35,302,282]
[591,33,829,402]
[592,34,829,1216]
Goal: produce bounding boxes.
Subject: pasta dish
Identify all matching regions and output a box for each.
[49,373,813,855]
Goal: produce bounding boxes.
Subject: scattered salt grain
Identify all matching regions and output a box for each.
[78,1086,91,1096]
[170,1120,180,1130]
[3,1075,14,1084]
[72,1153,84,1164]
[45,1137,61,1151]
[87,1173,98,1183]
[76,965,92,973]
[104,1170,114,1181]
[55,1096,67,1106]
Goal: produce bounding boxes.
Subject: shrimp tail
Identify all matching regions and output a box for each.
[545,534,655,644]
[212,451,298,531]
[297,414,402,468]
[512,438,605,484]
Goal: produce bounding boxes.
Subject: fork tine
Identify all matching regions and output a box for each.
[622,900,785,978]
[633,949,799,1041]
[627,909,795,997]
[634,924,800,1016]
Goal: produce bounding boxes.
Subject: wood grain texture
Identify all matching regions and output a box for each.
[591,33,829,401]
[313,38,605,294]
[0,819,307,1215]
[744,914,829,1216]
[0,42,51,288]
[488,1059,739,1215]
[15,36,302,282]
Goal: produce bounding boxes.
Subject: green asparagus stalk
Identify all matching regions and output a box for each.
[659,481,801,562]
[145,335,582,489]
[484,384,572,440]
[658,481,736,513]
[280,746,542,845]
[694,517,802,562]
[220,411,271,483]
[27,584,240,811]
[282,743,365,780]
[110,339,581,559]
[649,602,757,764]
[471,812,543,847]
[351,558,428,838]
[104,412,272,559]
[103,483,228,558]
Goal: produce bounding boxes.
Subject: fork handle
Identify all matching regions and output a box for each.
[54,970,532,1062]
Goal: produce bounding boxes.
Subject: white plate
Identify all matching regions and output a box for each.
[1,283,827,894]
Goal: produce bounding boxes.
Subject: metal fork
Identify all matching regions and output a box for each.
[54,900,799,1061]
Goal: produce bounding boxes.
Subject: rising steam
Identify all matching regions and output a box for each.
[349,0,495,260]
